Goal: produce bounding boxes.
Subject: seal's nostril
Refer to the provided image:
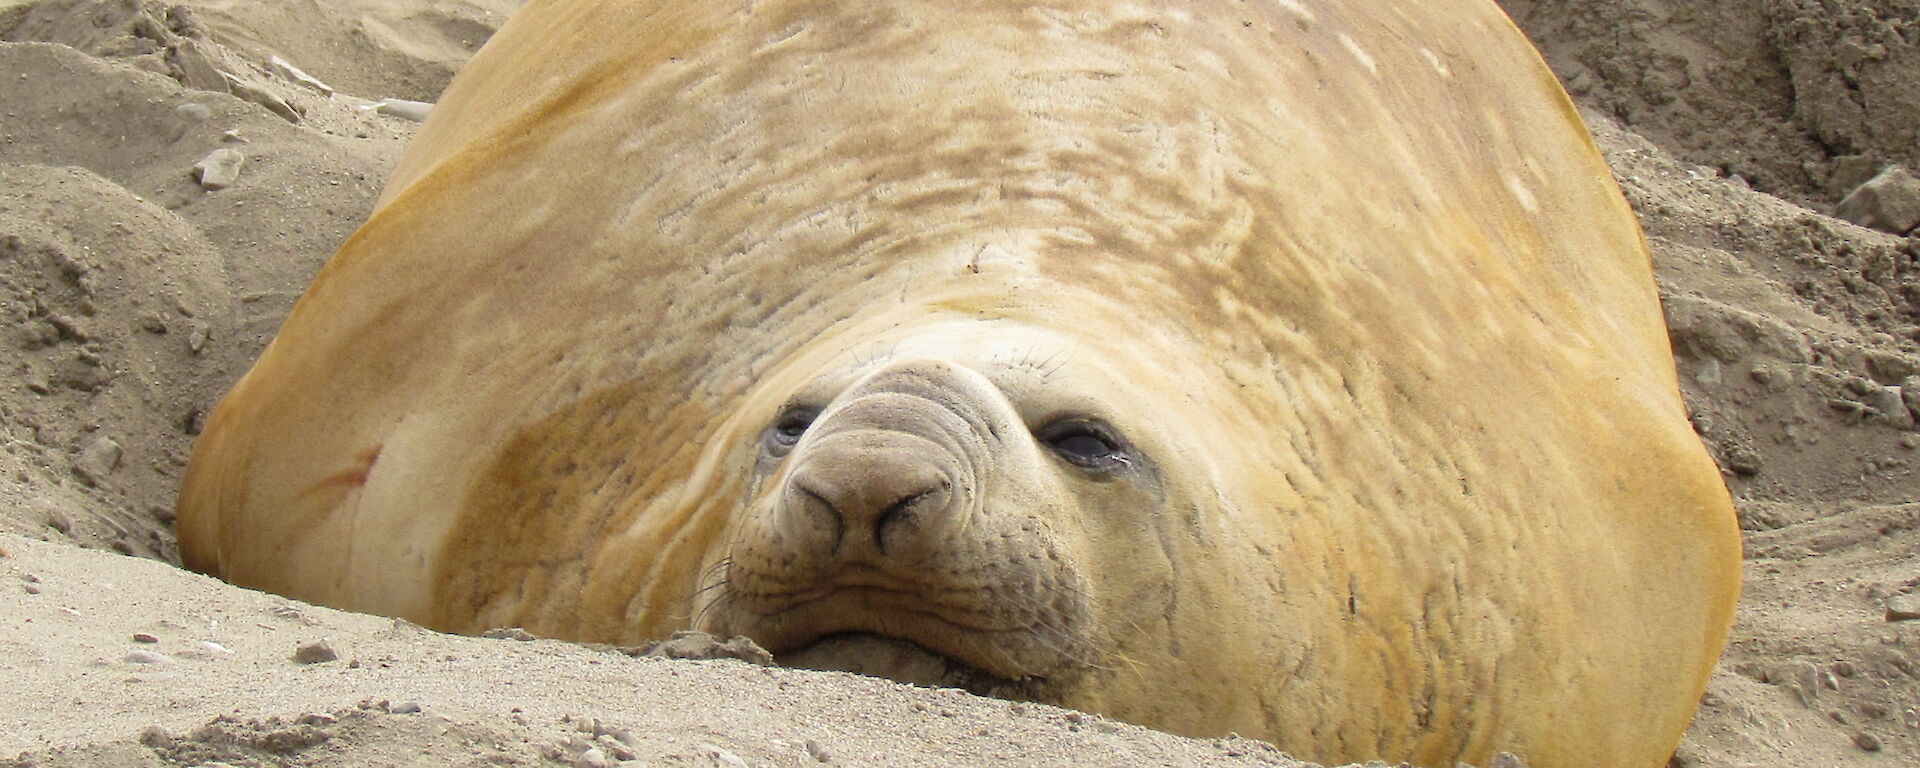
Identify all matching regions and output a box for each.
[788,480,847,550]
[875,487,936,538]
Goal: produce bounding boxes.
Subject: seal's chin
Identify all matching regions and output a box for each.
[778,632,1034,698]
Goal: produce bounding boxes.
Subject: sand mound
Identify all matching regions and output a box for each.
[1,0,1915,765]
[1508,0,1920,207]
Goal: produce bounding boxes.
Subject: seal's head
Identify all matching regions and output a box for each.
[701,318,1181,698]
[698,301,1236,714]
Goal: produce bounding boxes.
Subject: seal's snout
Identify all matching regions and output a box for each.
[704,355,1097,688]
[783,430,957,559]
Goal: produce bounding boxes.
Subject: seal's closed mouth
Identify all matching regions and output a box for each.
[778,632,1034,697]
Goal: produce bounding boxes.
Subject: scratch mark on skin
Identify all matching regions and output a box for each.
[304,446,383,497]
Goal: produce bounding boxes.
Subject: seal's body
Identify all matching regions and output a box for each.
[178,2,1741,766]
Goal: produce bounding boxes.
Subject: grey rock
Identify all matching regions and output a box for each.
[1865,386,1912,428]
[371,98,433,123]
[75,436,122,483]
[225,73,302,123]
[597,735,636,761]
[292,639,338,664]
[267,55,333,95]
[166,41,228,92]
[1837,165,1920,235]
[173,102,211,121]
[630,630,773,665]
[1888,593,1920,621]
[573,747,610,768]
[187,321,211,354]
[705,746,749,768]
[192,148,245,191]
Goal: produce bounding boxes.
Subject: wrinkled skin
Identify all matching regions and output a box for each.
[176,1,1742,766]
[698,314,1231,713]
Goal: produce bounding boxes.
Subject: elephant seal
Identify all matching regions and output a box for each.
[176,1,1742,766]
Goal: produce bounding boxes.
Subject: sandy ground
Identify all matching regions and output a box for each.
[0,0,1915,766]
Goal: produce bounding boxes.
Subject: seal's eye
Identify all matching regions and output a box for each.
[1036,419,1129,471]
[764,407,818,456]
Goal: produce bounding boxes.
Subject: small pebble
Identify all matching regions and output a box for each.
[706,745,748,768]
[173,102,212,121]
[1888,593,1920,622]
[371,98,434,122]
[1853,731,1882,751]
[804,738,831,762]
[23,584,41,595]
[125,650,174,665]
[484,626,538,641]
[1489,753,1528,768]
[598,735,636,761]
[74,437,121,480]
[293,639,338,664]
[297,713,337,726]
[388,700,423,715]
[133,633,159,644]
[192,148,246,191]
[267,55,334,95]
[572,746,610,768]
